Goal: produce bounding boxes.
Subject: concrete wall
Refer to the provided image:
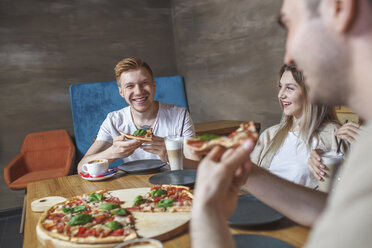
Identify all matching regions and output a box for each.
[171,0,285,130]
[0,0,177,209]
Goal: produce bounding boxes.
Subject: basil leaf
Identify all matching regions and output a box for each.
[156,198,174,208]
[62,205,86,214]
[105,221,122,231]
[67,214,92,226]
[198,134,221,141]
[133,129,147,136]
[112,208,127,216]
[151,189,167,197]
[133,195,144,206]
[99,202,119,210]
[88,193,104,202]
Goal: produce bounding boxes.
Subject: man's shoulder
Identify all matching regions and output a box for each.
[104,106,130,123]
[159,102,185,114]
[106,106,130,117]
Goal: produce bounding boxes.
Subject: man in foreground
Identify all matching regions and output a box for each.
[78,57,195,173]
[191,0,372,247]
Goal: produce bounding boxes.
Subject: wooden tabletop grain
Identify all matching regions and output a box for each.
[25,172,309,248]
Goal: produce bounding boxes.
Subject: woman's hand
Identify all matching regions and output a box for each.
[308,149,325,180]
[334,122,361,144]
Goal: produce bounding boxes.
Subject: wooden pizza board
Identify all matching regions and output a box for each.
[37,188,190,248]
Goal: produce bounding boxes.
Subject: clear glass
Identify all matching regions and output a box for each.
[164,135,184,170]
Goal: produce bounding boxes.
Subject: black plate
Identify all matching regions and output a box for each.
[234,234,294,248]
[148,169,196,186]
[118,159,166,174]
[228,194,284,226]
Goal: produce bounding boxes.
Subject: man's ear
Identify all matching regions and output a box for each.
[332,0,358,32]
[118,84,125,99]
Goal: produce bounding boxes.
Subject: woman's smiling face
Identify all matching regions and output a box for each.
[278,70,304,120]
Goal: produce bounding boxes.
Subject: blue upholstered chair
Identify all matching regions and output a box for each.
[69,75,188,169]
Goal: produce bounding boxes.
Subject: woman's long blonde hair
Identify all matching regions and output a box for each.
[258,65,340,165]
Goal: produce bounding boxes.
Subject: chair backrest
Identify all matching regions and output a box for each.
[21,129,75,173]
[69,75,188,163]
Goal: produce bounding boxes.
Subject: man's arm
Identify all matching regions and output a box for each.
[77,137,142,173]
[191,140,255,248]
[242,165,328,227]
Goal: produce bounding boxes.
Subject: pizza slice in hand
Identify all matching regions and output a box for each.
[120,128,153,141]
[186,121,259,152]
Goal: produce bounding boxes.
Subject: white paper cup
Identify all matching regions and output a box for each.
[165,135,184,170]
[82,159,109,176]
[318,151,344,193]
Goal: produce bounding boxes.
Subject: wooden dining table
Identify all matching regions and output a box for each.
[25,171,309,248]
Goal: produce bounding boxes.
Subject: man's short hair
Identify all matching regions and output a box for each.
[114,57,154,84]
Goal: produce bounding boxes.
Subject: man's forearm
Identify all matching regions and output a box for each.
[243,165,328,227]
[191,207,235,248]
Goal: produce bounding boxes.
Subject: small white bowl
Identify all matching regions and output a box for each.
[114,238,163,248]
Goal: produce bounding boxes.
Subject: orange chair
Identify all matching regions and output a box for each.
[4,129,75,232]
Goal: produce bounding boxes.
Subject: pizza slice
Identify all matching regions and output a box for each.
[186,121,259,151]
[127,185,193,213]
[38,189,138,244]
[120,128,153,141]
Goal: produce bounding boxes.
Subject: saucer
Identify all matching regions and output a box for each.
[80,168,119,181]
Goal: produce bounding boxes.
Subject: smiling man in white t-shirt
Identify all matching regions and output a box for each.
[77,57,195,173]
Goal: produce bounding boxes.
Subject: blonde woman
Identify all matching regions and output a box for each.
[250,65,348,188]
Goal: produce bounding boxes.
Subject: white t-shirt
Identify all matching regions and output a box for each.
[96,102,195,163]
[269,132,317,188]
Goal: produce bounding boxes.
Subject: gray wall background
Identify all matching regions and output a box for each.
[172,0,285,125]
[0,0,285,209]
[0,0,177,209]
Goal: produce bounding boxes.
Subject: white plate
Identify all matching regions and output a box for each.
[80,169,118,181]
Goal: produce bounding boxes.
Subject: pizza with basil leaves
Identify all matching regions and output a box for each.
[127,185,193,213]
[120,128,153,141]
[186,121,259,151]
[38,189,138,244]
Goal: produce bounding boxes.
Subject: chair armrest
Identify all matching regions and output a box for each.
[4,153,28,186]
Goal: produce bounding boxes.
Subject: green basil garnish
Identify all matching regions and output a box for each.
[198,134,221,141]
[156,198,174,208]
[67,214,92,226]
[105,221,122,231]
[88,193,104,202]
[99,202,119,211]
[133,129,147,136]
[62,205,86,214]
[112,208,127,216]
[151,189,167,197]
[133,195,144,206]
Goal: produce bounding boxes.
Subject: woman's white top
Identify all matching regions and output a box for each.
[269,132,317,188]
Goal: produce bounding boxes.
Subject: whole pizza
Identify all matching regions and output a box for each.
[38,185,193,244]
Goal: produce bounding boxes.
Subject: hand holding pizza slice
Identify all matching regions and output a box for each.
[120,128,153,141]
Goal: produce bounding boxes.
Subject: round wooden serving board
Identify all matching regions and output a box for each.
[37,188,190,248]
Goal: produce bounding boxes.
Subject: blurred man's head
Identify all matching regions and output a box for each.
[280,0,372,108]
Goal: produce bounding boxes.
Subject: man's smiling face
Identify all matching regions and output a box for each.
[118,67,156,113]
